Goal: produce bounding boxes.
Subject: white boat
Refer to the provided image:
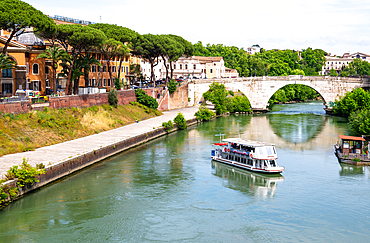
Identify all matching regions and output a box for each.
[211,138,284,174]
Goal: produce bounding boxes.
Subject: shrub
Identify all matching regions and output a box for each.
[162,120,174,132]
[194,105,215,121]
[6,158,46,187]
[348,108,370,135]
[168,79,177,94]
[174,112,187,130]
[135,89,158,109]
[108,88,118,108]
[114,77,122,90]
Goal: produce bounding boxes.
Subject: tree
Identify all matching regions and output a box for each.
[168,79,177,94]
[131,34,163,86]
[0,0,56,54]
[299,47,327,75]
[129,64,144,86]
[203,82,229,115]
[329,68,338,77]
[37,46,69,95]
[333,88,370,117]
[108,88,118,108]
[290,69,305,75]
[174,112,187,130]
[159,35,184,83]
[349,109,370,135]
[226,95,252,113]
[81,53,102,88]
[89,23,134,83]
[194,104,215,121]
[99,38,127,85]
[55,24,107,94]
[349,58,370,76]
[134,89,158,109]
[0,53,16,70]
[167,35,194,80]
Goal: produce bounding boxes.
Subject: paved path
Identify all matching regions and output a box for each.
[0,106,199,179]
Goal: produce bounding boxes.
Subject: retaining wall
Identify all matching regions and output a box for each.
[0,88,168,114]
[0,118,198,208]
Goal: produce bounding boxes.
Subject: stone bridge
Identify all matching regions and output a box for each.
[188,76,370,111]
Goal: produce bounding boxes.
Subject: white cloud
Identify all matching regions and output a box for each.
[26,0,370,55]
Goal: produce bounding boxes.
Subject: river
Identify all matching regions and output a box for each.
[0,101,369,242]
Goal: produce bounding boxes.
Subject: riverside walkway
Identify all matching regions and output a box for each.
[0,106,199,179]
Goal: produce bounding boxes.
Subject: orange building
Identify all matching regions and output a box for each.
[1,16,141,96]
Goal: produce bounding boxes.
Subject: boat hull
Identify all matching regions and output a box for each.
[334,145,370,165]
[211,156,284,174]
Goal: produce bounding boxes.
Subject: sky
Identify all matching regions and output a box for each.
[27,0,370,55]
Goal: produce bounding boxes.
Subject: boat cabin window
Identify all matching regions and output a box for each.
[269,160,276,167]
[256,146,276,157]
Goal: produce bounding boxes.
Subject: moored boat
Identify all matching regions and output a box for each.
[211,138,284,174]
[334,135,370,165]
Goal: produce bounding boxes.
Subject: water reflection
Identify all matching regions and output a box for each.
[267,113,326,144]
[211,161,284,199]
[339,163,366,177]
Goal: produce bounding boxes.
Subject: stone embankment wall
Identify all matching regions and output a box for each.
[0,88,170,114]
[0,118,198,207]
[169,83,189,110]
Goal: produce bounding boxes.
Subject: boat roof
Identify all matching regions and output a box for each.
[338,135,365,141]
[222,138,275,147]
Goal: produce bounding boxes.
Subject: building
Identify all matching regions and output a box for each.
[1,15,141,96]
[0,32,50,97]
[320,52,370,76]
[141,55,229,80]
[246,44,261,55]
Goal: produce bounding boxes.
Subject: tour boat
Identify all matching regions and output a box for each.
[334,135,370,165]
[211,138,284,174]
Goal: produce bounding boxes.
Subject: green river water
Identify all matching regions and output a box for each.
[0,101,369,242]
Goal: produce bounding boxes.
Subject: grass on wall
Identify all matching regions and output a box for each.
[0,102,162,157]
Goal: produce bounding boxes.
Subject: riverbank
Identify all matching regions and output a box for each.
[0,102,162,157]
[0,106,199,207]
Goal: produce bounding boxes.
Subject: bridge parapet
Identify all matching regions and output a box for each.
[192,76,370,84]
[189,76,369,110]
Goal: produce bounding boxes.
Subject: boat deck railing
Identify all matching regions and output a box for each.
[336,152,370,162]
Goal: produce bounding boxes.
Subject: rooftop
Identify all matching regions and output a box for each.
[222,138,275,147]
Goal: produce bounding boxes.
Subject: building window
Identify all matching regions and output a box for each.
[126,66,129,74]
[32,63,39,75]
[92,65,96,72]
[180,64,182,69]
[112,66,116,73]
[174,64,176,69]
[92,78,96,86]
[108,79,111,86]
[103,65,107,72]
[45,66,49,75]
[193,64,196,69]
[167,64,169,69]
[122,66,125,73]
[97,54,101,60]
[99,79,102,86]
[103,78,107,86]
[210,69,213,73]
[185,64,188,69]
[1,83,13,93]
[2,69,12,78]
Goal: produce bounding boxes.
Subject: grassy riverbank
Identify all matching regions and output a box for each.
[0,102,162,157]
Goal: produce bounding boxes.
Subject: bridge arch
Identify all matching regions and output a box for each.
[189,76,369,110]
[263,83,326,107]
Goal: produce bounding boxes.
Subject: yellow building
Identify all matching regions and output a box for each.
[1,15,143,96]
